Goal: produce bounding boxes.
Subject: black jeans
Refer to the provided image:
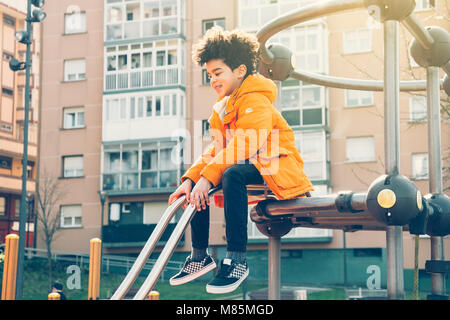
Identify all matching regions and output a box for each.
[190,162,264,253]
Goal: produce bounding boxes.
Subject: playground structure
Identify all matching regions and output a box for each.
[108,0,450,300]
[2,0,449,300]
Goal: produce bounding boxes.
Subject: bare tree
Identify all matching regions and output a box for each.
[35,168,67,288]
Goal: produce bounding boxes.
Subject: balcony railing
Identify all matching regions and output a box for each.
[102,223,183,245]
[105,67,184,91]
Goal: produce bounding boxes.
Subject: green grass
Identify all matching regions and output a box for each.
[13,259,265,300]
[1,259,437,300]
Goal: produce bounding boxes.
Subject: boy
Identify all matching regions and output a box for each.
[168,27,313,294]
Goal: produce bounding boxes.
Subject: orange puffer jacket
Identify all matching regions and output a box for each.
[181,74,313,207]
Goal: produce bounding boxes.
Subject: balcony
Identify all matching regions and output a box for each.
[102,223,183,247]
[103,170,178,195]
[104,67,184,91]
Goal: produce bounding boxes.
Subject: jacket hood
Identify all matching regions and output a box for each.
[233,74,277,104]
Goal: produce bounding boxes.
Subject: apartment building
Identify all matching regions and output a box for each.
[0,1,40,246]
[38,0,449,289]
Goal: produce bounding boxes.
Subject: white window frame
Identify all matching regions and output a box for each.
[104,91,182,121]
[414,0,433,11]
[60,204,82,228]
[409,96,427,122]
[239,0,314,32]
[268,24,325,73]
[63,155,84,178]
[105,0,184,41]
[294,130,327,181]
[412,153,429,180]
[104,39,185,91]
[63,107,85,129]
[346,136,376,163]
[102,140,181,191]
[0,196,5,216]
[280,81,325,127]
[64,11,86,34]
[202,18,225,34]
[343,28,372,54]
[64,59,86,81]
[345,89,374,108]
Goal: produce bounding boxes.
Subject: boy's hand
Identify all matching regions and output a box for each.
[190,177,212,211]
[168,179,193,208]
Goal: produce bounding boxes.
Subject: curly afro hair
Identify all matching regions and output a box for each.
[192,26,260,78]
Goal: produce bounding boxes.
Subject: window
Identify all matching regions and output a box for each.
[3,14,15,27]
[105,98,126,121]
[202,120,210,136]
[103,141,181,191]
[345,90,373,107]
[202,69,210,85]
[3,52,13,61]
[415,0,434,11]
[409,96,427,122]
[0,156,12,170]
[412,153,428,179]
[63,107,85,129]
[295,131,327,181]
[2,88,13,96]
[107,0,183,41]
[239,0,311,31]
[60,205,82,228]
[0,197,5,216]
[104,40,184,91]
[346,137,375,162]
[64,59,86,81]
[65,11,86,34]
[105,92,182,121]
[202,18,225,34]
[268,24,324,73]
[63,155,83,177]
[343,29,371,54]
[279,80,324,127]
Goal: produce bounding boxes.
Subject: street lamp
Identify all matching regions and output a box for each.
[98,190,107,275]
[9,58,26,72]
[98,190,107,241]
[10,0,46,300]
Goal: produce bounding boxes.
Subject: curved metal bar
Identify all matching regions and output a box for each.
[110,196,186,300]
[290,70,443,91]
[257,0,365,64]
[401,14,434,50]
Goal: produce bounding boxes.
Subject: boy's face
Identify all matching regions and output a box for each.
[205,59,246,99]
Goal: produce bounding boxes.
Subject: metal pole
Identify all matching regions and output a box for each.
[16,0,32,300]
[111,196,185,300]
[133,203,197,300]
[268,236,281,300]
[383,20,404,300]
[426,66,446,296]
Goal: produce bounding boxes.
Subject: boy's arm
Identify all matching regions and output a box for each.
[181,142,217,184]
[200,101,273,187]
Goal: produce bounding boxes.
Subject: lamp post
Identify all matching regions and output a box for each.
[98,190,107,272]
[98,190,107,243]
[10,0,46,300]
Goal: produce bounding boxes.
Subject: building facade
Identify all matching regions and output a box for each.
[38,0,449,288]
[0,1,40,246]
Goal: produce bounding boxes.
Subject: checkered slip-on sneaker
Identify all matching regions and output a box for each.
[169,255,217,286]
[206,258,249,294]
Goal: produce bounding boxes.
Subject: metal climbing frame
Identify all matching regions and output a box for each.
[255,0,449,300]
[111,0,450,300]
